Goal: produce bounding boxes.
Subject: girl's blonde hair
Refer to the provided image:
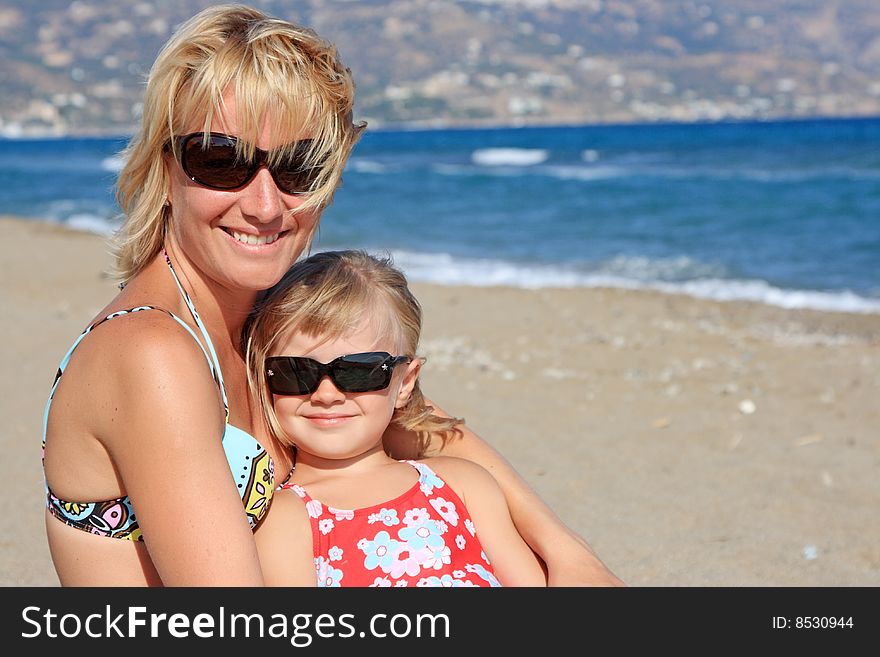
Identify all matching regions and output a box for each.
[113,4,365,283]
[245,250,462,451]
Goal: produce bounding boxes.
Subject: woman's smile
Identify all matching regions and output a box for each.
[221,226,289,249]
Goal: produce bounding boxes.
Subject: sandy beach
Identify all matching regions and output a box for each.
[2,215,878,587]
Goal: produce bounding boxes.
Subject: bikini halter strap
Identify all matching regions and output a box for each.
[162,249,230,422]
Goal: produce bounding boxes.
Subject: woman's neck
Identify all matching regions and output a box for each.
[161,243,258,346]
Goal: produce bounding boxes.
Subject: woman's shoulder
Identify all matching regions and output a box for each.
[45,302,230,499]
[58,306,223,436]
[73,304,208,369]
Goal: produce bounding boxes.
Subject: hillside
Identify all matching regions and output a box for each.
[1,0,879,136]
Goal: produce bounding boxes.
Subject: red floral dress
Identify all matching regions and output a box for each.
[281,460,501,587]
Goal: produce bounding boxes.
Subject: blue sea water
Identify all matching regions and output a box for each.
[1,118,878,313]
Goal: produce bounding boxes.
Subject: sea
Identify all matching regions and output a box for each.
[1,117,879,313]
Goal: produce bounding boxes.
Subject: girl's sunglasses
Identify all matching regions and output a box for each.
[174,132,321,195]
[266,352,412,395]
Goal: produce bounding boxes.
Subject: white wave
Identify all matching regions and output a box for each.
[348,159,387,174]
[581,149,600,162]
[431,161,625,181]
[735,166,880,183]
[587,163,880,183]
[599,254,727,280]
[651,278,880,314]
[432,157,865,185]
[386,250,586,288]
[432,162,534,178]
[471,148,548,166]
[101,155,126,173]
[542,164,629,181]
[373,249,880,314]
[457,160,880,184]
[65,213,119,236]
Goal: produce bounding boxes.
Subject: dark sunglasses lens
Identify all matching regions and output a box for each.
[333,354,392,392]
[267,357,322,395]
[182,135,252,189]
[272,142,321,195]
[267,353,401,395]
[273,166,320,195]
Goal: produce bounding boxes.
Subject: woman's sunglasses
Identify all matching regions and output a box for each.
[266,352,412,395]
[174,132,321,195]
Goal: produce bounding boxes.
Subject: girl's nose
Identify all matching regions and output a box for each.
[309,375,345,404]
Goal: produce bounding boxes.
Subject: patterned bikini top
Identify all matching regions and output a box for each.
[42,251,279,541]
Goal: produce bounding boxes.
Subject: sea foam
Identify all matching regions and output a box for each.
[471,148,548,166]
[380,249,880,314]
[64,213,119,236]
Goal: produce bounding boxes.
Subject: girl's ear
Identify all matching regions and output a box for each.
[394,357,422,408]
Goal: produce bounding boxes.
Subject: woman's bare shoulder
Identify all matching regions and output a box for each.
[61,308,225,446]
[72,307,211,374]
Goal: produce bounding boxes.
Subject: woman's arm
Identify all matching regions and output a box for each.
[384,398,624,586]
[101,315,266,585]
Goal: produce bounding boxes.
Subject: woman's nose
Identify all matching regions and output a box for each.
[239,165,285,223]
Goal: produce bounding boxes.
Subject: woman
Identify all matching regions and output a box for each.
[42,3,622,586]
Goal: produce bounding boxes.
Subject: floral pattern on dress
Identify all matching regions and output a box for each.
[281,460,500,587]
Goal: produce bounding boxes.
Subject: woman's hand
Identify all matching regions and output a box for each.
[541,529,625,587]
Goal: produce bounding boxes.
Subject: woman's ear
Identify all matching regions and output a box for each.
[163,154,174,208]
[394,357,422,408]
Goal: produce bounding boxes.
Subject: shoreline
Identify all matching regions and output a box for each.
[2,215,878,586]
[7,215,880,318]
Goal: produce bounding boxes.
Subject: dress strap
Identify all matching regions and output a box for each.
[162,249,231,422]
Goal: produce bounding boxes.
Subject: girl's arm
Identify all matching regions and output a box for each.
[425,456,546,586]
[384,398,624,587]
[254,491,317,586]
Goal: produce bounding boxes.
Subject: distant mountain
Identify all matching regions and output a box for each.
[1,0,878,136]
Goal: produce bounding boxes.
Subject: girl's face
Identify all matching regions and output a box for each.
[165,92,320,294]
[269,322,420,465]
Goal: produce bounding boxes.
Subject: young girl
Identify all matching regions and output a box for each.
[247,250,547,587]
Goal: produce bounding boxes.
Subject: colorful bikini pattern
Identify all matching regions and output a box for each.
[42,253,278,540]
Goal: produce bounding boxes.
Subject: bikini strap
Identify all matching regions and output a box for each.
[42,306,215,452]
[161,249,231,422]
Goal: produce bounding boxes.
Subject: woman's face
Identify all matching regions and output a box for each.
[165,92,321,294]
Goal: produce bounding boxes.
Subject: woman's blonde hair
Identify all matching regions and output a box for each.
[113,4,365,283]
[245,250,462,451]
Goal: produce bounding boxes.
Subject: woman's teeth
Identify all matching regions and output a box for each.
[230,230,280,245]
